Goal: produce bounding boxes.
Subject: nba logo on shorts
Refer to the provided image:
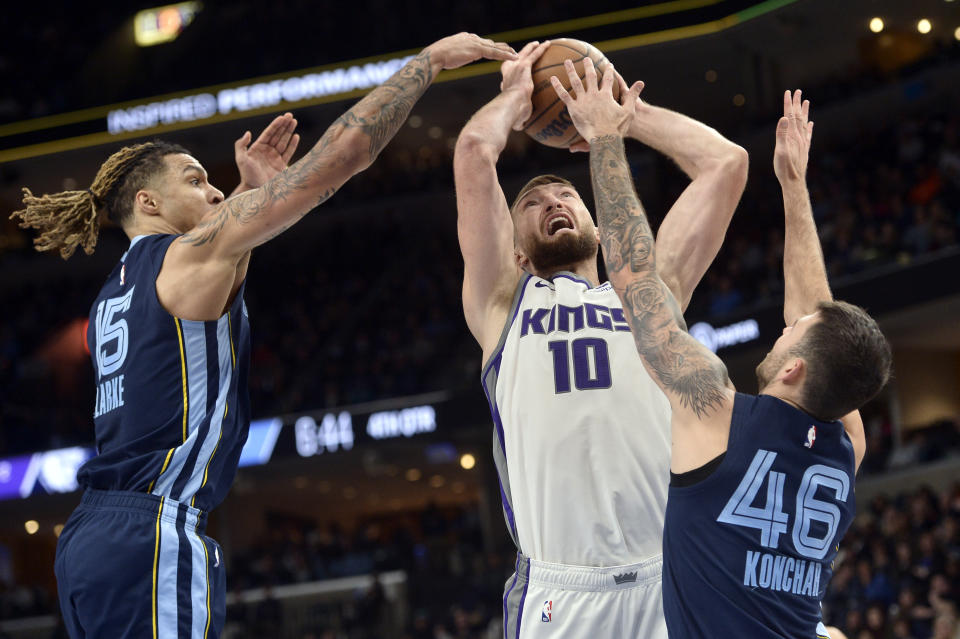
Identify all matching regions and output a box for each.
[541,600,552,622]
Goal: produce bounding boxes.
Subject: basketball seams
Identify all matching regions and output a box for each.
[532,55,587,75]
[548,41,590,57]
[531,54,610,96]
[522,96,564,131]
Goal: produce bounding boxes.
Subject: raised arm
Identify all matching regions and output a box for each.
[630,100,748,312]
[159,33,516,320]
[454,41,550,356]
[571,85,748,311]
[553,59,734,468]
[775,90,832,325]
[774,90,864,468]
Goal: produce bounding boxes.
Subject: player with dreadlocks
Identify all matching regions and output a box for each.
[12,33,516,639]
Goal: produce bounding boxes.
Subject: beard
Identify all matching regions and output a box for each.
[525,229,598,274]
[755,348,789,390]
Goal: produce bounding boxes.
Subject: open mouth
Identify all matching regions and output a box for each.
[545,213,574,236]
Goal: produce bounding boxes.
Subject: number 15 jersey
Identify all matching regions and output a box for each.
[77,234,251,513]
[482,272,671,566]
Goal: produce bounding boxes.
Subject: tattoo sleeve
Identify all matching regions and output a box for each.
[182,52,435,248]
[590,134,729,418]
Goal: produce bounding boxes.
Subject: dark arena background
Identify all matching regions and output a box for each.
[1,0,959,637]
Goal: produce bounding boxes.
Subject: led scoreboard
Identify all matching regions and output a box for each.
[0,394,454,502]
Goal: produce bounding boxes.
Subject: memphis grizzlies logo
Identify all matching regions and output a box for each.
[541,600,552,622]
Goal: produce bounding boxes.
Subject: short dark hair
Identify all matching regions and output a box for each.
[794,300,892,421]
[509,174,576,217]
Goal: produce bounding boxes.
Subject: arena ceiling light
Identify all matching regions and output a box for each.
[869,17,884,33]
[134,1,202,47]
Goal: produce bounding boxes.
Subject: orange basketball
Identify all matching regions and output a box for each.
[524,38,621,148]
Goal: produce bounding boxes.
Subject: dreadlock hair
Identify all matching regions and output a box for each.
[11,140,189,259]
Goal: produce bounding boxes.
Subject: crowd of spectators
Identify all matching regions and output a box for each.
[0,501,511,639]
[823,483,960,639]
[689,108,960,320]
[220,501,507,639]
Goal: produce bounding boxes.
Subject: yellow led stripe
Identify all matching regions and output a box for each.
[484,0,719,42]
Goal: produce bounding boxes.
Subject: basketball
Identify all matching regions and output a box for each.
[524,38,621,148]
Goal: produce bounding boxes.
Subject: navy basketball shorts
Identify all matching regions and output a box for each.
[55,489,226,638]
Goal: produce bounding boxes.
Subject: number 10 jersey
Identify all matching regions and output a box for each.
[78,234,251,513]
[482,271,671,567]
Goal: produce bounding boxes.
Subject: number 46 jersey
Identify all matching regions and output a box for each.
[663,393,856,639]
[482,272,671,566]
[78,234,251,513]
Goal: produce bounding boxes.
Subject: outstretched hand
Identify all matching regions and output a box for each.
[234,113,301,192]
[550,58,643,144]
[500,40,552,131]
[774,89,813,184]
[425,32,517,71]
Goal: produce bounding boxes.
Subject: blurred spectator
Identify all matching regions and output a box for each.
[823,483,960,639]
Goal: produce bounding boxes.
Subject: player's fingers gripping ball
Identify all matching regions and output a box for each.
[524,38,620,148]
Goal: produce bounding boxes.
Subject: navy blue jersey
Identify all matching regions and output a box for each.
[663,393,856,638]
[77,234,251,512]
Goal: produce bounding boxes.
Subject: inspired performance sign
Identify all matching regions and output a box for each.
[0,52,418,163]
[0,1,803,163]
[106,56,414,135]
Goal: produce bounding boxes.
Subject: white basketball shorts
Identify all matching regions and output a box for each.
[502,552,667,639]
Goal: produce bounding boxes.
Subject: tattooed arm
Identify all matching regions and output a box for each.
[157,33,516,321]
[552,58,734,470]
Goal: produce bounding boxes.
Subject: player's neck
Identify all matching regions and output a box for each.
[125,216,183,240]
[759,384,812,416]
[534,260,600,287]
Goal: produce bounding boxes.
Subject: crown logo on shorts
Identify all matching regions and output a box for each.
[612,572,638,585]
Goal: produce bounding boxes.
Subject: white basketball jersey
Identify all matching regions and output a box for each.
[483,272,671,567]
